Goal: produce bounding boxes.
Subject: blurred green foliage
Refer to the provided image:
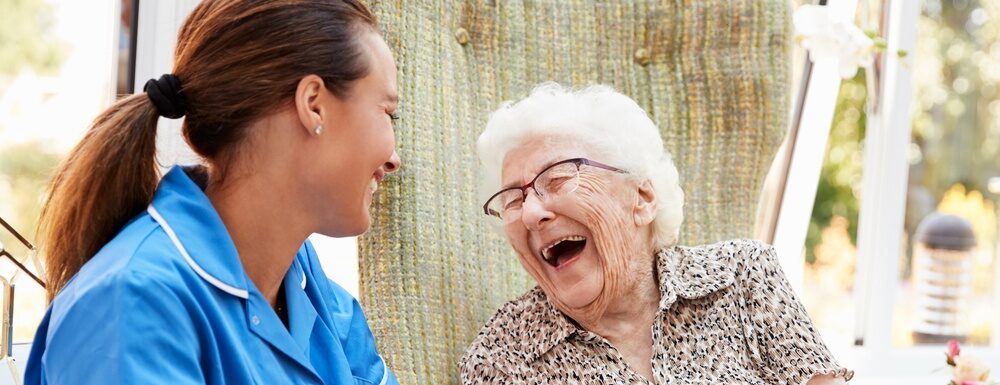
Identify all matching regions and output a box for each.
[0,0,66,76]
[806,74,867,264]
[0,142,59,253]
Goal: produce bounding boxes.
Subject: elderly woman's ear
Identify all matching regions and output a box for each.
[632,179,657,226]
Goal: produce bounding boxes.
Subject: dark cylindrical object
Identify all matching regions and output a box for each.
[911,213,976,344]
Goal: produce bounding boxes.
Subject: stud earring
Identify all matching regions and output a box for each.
[313,124,323,136]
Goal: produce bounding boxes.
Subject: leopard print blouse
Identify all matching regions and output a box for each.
[460,239,853,384]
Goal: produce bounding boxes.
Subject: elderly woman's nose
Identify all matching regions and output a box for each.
[520,193,554,230]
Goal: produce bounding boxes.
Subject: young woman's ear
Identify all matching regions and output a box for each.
[633,179,657,226]
[294,75,326,136]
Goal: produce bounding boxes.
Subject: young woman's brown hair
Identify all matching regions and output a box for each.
[38,0,378,300]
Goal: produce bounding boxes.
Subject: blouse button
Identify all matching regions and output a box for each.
[251,315,261,325]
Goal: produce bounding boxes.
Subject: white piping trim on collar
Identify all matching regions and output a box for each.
[300,268,307,289]
[148,205,250,299]
[378,356,390,385]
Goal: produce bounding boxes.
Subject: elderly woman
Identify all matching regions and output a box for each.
[460,83,852,385]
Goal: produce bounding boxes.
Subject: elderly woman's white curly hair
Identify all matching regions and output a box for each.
[477,82,685,248]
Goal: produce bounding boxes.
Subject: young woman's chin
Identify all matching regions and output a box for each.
[317,210,371,238]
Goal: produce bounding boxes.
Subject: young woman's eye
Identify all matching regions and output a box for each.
[389,113,400,121]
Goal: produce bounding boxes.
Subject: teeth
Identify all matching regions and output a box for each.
[541,235,586,261]
[370,179,378,193]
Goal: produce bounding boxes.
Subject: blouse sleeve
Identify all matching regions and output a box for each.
[737,241,854,384]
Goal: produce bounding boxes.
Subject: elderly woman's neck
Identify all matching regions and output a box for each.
[587,251,661,340]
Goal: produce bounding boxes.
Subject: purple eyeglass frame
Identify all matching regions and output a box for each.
[482,157,627,218]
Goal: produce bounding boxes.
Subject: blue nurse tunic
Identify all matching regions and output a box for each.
[24,166,399,385]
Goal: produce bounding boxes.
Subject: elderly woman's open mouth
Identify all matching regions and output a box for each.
[540,235,588,268]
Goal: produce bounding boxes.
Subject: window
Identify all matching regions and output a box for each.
[767,0,1000,382]
[0,0,135,344]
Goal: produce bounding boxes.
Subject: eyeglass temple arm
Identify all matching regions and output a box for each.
[580,158,628,173]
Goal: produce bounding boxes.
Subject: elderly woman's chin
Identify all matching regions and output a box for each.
[518,239,604,310]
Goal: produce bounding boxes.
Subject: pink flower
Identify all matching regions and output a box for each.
[948,339,962,366]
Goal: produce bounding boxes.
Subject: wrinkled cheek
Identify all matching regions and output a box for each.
[573,183,636,305]
[575,183,633,263]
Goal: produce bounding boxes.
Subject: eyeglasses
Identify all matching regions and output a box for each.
[482,158,627,221]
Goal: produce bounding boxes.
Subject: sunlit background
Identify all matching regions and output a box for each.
[0,0,118,343]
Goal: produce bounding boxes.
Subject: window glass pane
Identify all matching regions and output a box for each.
[116,0,137,95]
[795,0,897,350]
[0,0,129,342]
[801,75,867,348]
[893,0,999,347]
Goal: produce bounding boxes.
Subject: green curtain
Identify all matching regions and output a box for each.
[359,1,791,383]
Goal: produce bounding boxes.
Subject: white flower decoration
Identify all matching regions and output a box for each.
[794,4,875,79]
[953,355,992,384]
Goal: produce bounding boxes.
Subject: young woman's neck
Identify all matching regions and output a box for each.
[207,169,308,308]
[205,120,312,308]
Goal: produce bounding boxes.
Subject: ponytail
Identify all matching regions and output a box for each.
[38,94,160,300]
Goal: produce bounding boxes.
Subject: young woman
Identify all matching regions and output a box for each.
[25,1,401,384]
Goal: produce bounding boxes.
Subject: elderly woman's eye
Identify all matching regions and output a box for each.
[503,198,523,210]
[544,176,575,192]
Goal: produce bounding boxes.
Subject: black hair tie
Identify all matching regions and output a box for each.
[144,74,187,119]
